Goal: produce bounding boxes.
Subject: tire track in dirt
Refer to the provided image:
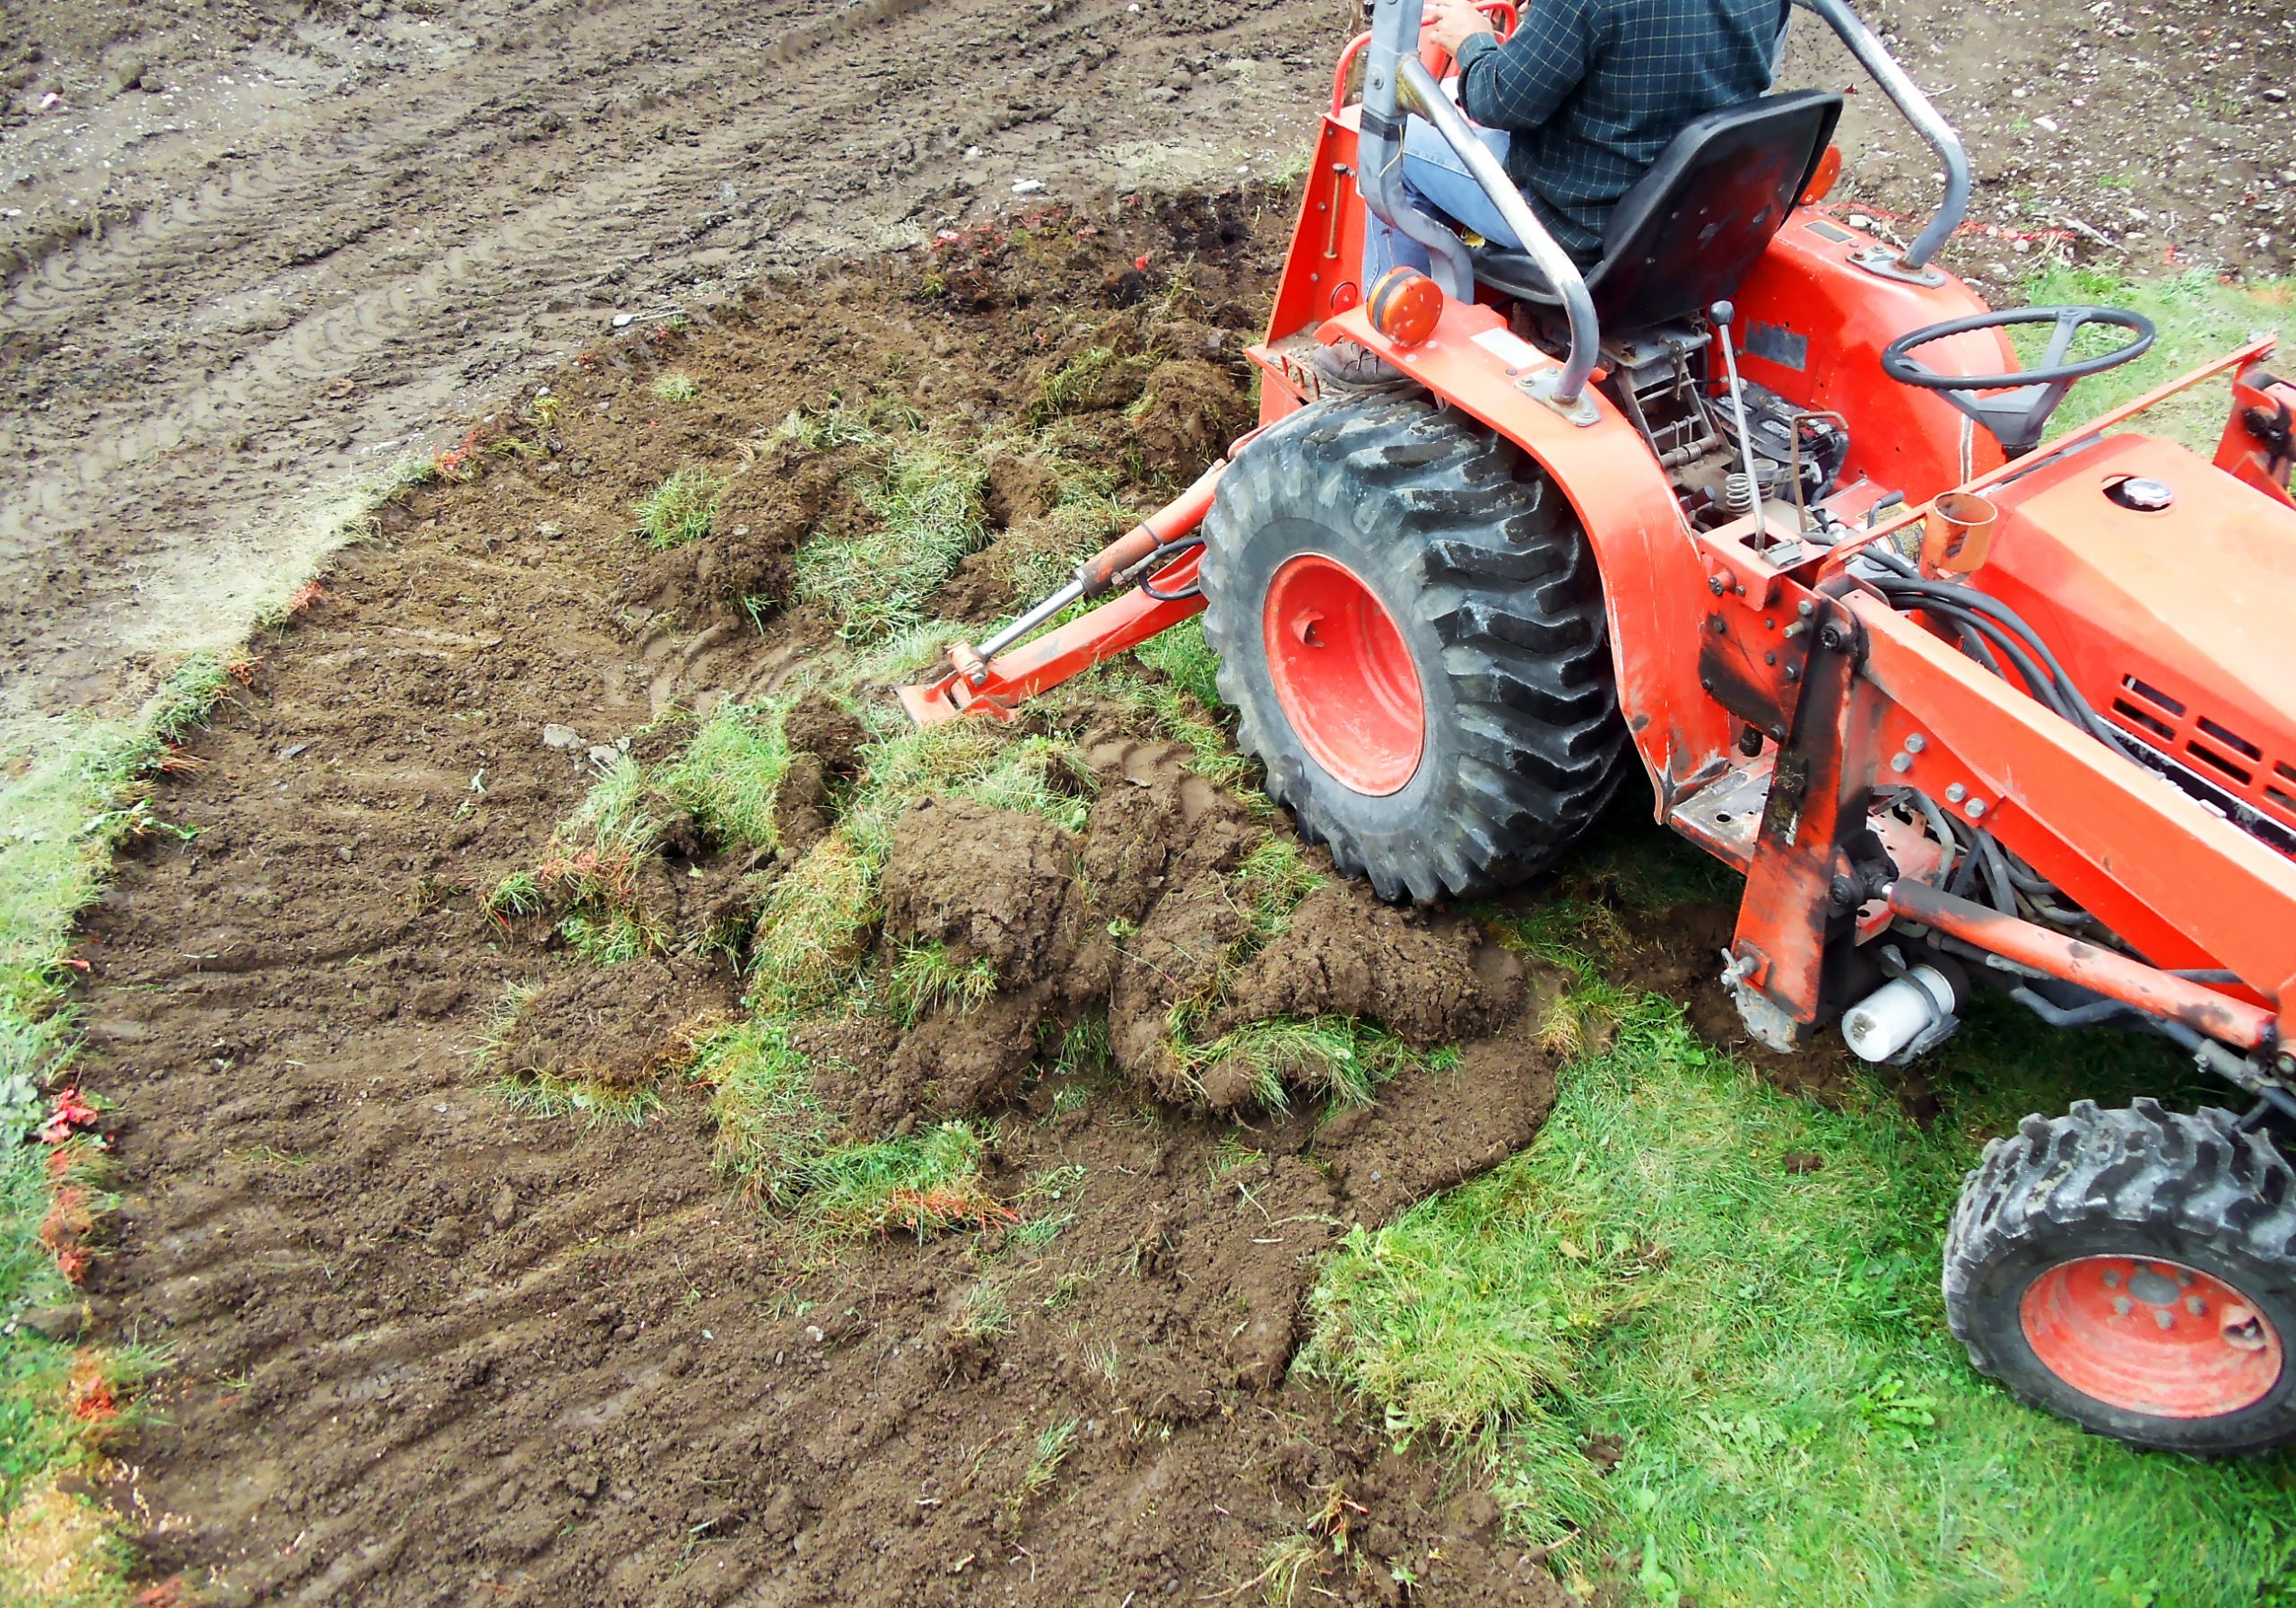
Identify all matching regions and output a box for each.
[1,0,1343,734]
[74,228,1570,1606]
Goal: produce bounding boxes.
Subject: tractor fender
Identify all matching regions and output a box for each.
[1321,301,1735,815]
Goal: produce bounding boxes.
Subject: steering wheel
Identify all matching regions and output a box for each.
[1880,306,2156,456]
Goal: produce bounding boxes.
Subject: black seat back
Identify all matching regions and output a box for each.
[1588,89,1842,328]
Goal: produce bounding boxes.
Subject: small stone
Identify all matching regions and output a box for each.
[611,312,637,329]
[2033,115,2059,133]
[541,723,582,749]
[567,1466,600,1499]
[587,744,620,769]
[20,1304,83,1342]
[1143,86,1179,104]
[535,520,561,539]
[1011,178,1045,195]
[490,1185,517,1229]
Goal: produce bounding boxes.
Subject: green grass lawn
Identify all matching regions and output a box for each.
[1305,811,2296,1606]
[1300,273,2296,1607]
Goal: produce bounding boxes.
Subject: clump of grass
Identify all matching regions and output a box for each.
[803,1122,1012,1239]
[773,403,890,451]
[1178,1017,1433,1111]
[1232,836,1327,953]
[634,466,726,549]
[794,442,989,642]
[558,907,661,967]
[652,371,700,404]
[471,981,542,1076]
[885,941,998,1026]
[1026,344,1162,424]
[494,1064,663,1125]
[687,1018,832,1203]
[656,701,790,851]
[953,1277,1013,1343]
[744,835,876,1013]
[1006,1416,1080,1522]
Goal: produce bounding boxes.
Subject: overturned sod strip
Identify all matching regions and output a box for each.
[32,207,2296,1605]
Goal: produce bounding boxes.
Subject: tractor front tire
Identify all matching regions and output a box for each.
[1199,392,1629,901]
[1944,1098,2296,1454]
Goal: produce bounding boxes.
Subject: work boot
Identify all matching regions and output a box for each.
[1310,340,1410,394]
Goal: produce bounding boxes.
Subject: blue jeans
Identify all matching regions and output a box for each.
[1366,116,1524,280]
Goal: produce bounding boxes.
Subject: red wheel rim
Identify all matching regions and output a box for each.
[2021,1255,2284,1418]
[1262,553,1425,796]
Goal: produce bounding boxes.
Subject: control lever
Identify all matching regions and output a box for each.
[1709,300,1769,526]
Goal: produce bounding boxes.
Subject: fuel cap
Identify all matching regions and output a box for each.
[2107,476,2175,511]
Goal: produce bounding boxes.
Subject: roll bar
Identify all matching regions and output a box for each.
[1348,0,1967,402]
[1789,0,1969,270]
[1356,0,1599,404]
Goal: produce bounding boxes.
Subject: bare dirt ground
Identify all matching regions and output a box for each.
[74,200,1582,1606]
[4,0,2292,741]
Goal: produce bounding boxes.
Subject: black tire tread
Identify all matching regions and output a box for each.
[1943,1097,2296,1452]
[1200,392,1629,900]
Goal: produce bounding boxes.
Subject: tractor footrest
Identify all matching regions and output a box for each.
[1669,759,1772,870]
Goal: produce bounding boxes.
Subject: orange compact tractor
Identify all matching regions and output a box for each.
[903,0,2296,1452]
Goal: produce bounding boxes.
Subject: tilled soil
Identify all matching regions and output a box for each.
[73,201,1577,1606]
[5,0,2290,738]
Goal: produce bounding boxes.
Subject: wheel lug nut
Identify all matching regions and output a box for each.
[2112,1296,2133,1317]
[2101,1269,2120,1287]
[2186,1295,2205,1316]
[2173,1269,2193,1289]
[2155,1309,2175,1331]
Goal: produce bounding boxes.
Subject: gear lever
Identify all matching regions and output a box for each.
[1709,300,1768,526]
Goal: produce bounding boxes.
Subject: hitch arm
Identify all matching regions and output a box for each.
[898,462,1226,726]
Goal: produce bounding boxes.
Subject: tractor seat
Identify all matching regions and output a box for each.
[1472,88,1842,335]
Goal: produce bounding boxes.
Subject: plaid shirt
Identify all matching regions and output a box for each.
[1455,0,1787,260]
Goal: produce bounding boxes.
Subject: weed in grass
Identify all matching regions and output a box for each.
[653,372,700,404]
[795,442,989,643]
[885,941,998,1026]
[656,701,790,851]
[634,467,726,550]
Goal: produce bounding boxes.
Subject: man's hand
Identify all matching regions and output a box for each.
[1423,0,1496,56]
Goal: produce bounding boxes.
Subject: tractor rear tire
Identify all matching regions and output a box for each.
[1199,392,1630,901]
[1943,1098,2296,1454]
